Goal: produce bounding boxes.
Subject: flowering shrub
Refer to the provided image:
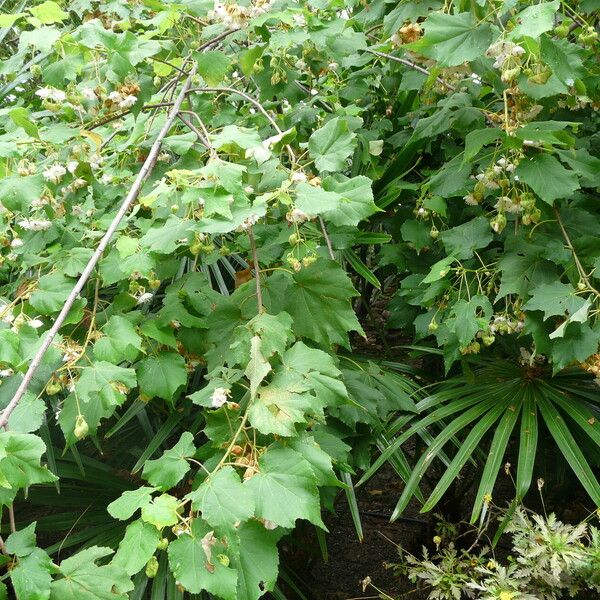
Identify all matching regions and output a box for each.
[0,0,598,597]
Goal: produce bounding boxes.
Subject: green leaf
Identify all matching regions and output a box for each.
[320,175,379,226]
[423,256,456,284]
[141,493,180,530]
[195,50,231,85]
[0,432,57,492]
[94,316,142,363]
[29,273,78,315]
[515,154,579,204]
[244,447,325,529]
[9,108,40,139]
[447,295,492,346]
[60,362,137,443]
[308,117,356,173]
[401,220,431,253]
[464,128,504,162]
[439,216,493,260]
[107,487,156,520]
[50,546,132,600]
[281,260,363,348]
[186,466,255,531]
[167,519,237,599]
[28,0,68,24]
[523,281,587,319]
[231,522,280,600]
[11,548,52,600]
[5,522,37,557]
[409,12,494,67]
[142,432,195,490]
[137,352,187,404]
[139,216,193,255]
[113,520,161,576]
[508,0,559,39]
[245,335,271,399]
[551,323,600,371]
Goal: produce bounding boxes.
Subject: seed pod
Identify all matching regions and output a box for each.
[74,414,89,440]
[157,537,169,551]
[145,556,159,578]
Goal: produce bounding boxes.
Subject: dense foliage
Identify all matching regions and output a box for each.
[0,0,598,597]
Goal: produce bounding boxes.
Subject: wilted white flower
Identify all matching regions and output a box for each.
[292,13,306,26]
[31,197,49,208]
[118,94,137,109]
[291,171,307,183]
[495,196,522,214]
[286,207,311,224]
[263,519,278,530]
[486,41,525,69]
[100,173,113,184]
[36,87,66,102]
[29,318,44,329]
[463,194,479,206]
[89,154,103,170]
[239,213,260,231]
[211,387,231,408]
[81,87,97,100]
[17,219,52,231]
[136,292,154,305]
[0,369,14,378]
[10,238,23,248]
[108,90,122,102]
[244,185,254,194]
[42,163,67,184]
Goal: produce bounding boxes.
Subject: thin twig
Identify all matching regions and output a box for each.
[365,49,456,92]
[319,216,335,260]
[248,226,263,313]
[177,113,212,151]
[7,505,15,534]
[0,67,198,430]
[555,207,600,300]
[188,86,297,163]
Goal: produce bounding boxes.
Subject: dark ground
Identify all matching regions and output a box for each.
[275,464,432,600]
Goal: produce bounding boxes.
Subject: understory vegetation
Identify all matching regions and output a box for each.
[0,0,598,597]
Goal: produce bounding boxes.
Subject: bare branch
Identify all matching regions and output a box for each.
[0,67,198,430]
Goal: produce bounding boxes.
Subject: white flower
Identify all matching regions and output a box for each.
[263,519,278,530]
[17,219,52,231]
[10,238,23,248]
[310,88,318,96]
[286,207,311,223]
[463,194,479,206]
[291,171,307,183]
[210,387,230,408]
[244,185,254,194]
[29,318,44,329]
[296,60,307,70]
[328,62,339,70]
[566,78,574,86]
[81,87,97,100]
[249,107,256,115]
[36,87,66,102]
[118,94,137,109]
[495,196,521,214]
[67,160,79,174]
[522,139,538,147]
[232,70,240,78]
[136,292,154,305]
[0,369,14,378]
[31,197,48,208]
[292,13,306,27]
[239,213,260,230]
[108,91,122,102]
[5,94,16,103]
[42,163,67,184]
[90,154,103,170]
[100,173,113,184]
